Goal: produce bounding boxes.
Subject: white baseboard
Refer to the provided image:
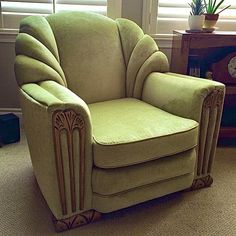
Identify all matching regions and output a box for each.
[0,108,23,128]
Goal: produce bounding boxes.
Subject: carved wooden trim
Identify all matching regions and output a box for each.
[215,89,225,107]
[190,175,213,190]
[52,210,101,232]
[207,89,224,173]
[197,89,224,176]
[52,109,86,215]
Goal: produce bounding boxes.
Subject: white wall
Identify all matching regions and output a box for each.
[122,0,143,26]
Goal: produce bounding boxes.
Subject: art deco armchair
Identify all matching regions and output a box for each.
[14,12,225,232]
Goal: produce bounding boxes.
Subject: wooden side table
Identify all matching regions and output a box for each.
[170,30,236,139]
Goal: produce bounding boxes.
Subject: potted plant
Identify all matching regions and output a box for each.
[188,0,205,31]
[204,0,231,29]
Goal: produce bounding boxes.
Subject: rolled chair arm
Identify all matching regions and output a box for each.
[20,80,93,220]
[142,72,225,188]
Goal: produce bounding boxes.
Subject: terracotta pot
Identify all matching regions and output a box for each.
[204,14,219,28]
[188,15,205,31]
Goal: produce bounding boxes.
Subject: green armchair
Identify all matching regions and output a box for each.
[14,12,225,232]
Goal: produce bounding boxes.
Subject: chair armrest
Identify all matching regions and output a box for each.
[20,80,93,219]
[142,72,225,187]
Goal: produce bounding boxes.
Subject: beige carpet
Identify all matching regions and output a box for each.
[0,132,236,236]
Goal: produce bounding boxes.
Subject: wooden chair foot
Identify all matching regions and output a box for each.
[52,210,101,232]
[190,175,213,191]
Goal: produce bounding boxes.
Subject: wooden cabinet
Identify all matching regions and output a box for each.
[170,30,236,139]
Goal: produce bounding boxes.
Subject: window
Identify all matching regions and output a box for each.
[0,0,53,29]
[0,0,121,30]
[55,0,106,14]
[143,0,236,36]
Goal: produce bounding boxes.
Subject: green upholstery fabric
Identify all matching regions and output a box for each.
[46,12,126,103]
[19,82,93,219]
[89,98,198,168]
[15,55,66,87]
[116,18,169,97]
[116,18,144,67]
[142,72,224,122]
[19,15,59,61]
[16,33,66,84]
[15,15,66,86]
[133,51,169,99]
[19,89,62,218]
[125,35,158,97]
[93,173,194,213]
[92,148,195,195]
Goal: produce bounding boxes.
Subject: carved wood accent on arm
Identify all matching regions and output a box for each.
[194,88,224,188]
[52,210,101,232]
[52,109,86,215]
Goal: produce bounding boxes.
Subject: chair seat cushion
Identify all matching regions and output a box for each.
[88,98,198,168]
[92,148,196,196]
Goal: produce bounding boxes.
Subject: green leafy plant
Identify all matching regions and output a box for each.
[204,0,231,14]
[188,0,205,15]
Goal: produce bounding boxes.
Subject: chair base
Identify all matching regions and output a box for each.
[51,176,212,232]
[190,175,213,190]
[52,210,101,232]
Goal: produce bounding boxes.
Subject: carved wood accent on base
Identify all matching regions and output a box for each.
[190,175,213,190]
[52,210,101,232]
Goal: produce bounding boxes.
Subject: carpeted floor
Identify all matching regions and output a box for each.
[0,131,236,236]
